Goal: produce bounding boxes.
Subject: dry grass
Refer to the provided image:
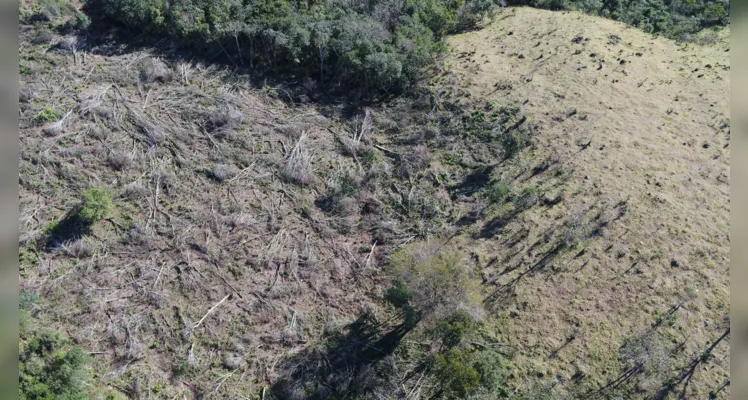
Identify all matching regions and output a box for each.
[18,19,371,398]
[443,7,730,398]
[139,57,172,84]
[281,132,314,185]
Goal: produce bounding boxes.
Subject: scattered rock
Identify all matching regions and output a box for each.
[571,35,584,44]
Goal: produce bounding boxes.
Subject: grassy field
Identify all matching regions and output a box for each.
[18,3,730,399]
[441,7,730,397]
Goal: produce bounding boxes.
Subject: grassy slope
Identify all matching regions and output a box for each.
[18,4,730,400]
[443,6,730,398]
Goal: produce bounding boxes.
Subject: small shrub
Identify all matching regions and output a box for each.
[42,121,63,136]
[484,181,511,204]
[499,128,531,160]
[619,331,671,378]
[317,170,361,215]
[78,188,114,224]
[31,29,54,45]
[401,145,432,177]
[33,106,61,124]
[19,289,40,311]
[514,381,558,400]
[75,11,92,30]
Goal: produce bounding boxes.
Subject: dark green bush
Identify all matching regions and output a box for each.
[19,332,91,400]
[432,349,481,398]
[431,348,509,398]
[78,188,114,224]
[485,181,511,204]
[427,310,475,349]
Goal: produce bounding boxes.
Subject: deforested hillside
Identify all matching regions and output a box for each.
[18,1,729,400]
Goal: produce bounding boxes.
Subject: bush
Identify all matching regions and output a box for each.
[427,310,476,349]
[386,241,483,325]
[78,188,114,224]
[470,349,509,396]
[430,348,509,399]
[19,332,91,400]
[432,349,481,398]
[33,106,62,124]
[484,181,511,204]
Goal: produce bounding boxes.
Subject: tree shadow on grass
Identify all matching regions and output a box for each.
[483,242,566,307]
[651,328,730,400]
[271,313,409,400]
[42,208,92,252]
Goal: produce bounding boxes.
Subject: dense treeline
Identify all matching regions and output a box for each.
[507,0,729,39]
[92,0,501,94]
[88,0,729,94]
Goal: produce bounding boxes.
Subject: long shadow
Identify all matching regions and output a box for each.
[476,207,525,239]
[450,164,496,199]
[651,328,730,400]
[271,314,409,400]
[581,365,642,399]
[42,209,92,252]
[582,327,730,400]
[484,243,566,306]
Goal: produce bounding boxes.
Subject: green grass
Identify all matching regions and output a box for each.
[33,106,61,124]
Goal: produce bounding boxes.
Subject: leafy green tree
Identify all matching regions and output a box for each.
[432,349,481,398]
[430,348,509,399]
[78,188,114,224]
[19,333,91,400]
[427,310,475,349]
[386,241,484,327]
